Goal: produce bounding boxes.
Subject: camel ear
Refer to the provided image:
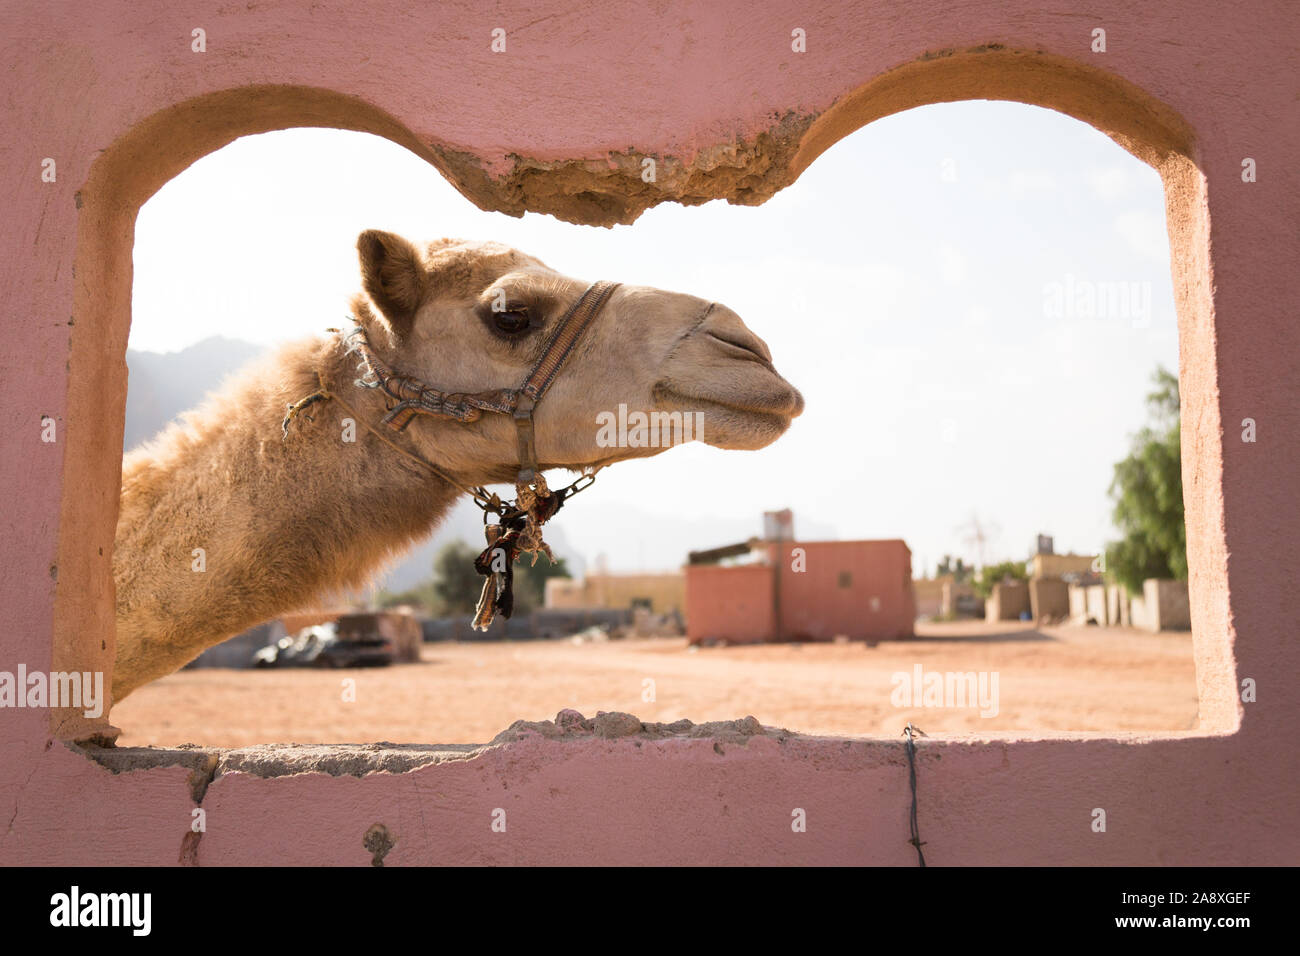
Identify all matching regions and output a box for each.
[357,229,426,338]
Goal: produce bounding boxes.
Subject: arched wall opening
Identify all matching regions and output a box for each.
[54,48,1231,748]
[114,107,1189,744]
[54,86,465,742]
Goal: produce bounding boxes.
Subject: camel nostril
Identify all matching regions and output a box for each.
[704,331,773,366]
[693,304,775,365]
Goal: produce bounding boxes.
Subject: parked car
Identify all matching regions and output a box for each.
[251,621,394,668]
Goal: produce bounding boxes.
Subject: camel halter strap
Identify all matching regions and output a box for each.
[282,280,621,632]
[345,279,620,486]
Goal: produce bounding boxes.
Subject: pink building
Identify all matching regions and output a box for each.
[687,540,915,643]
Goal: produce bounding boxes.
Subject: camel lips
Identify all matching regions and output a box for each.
[594,403,704,448]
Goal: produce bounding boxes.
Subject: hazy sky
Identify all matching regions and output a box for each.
[131,101,1178,575]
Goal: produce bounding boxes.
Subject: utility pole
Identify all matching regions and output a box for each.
[765,510,793,643]
[957,512,1000,569]
[772,536,783,643]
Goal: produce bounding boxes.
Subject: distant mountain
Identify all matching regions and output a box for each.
[124,336,265,451]
[122,337,583,589]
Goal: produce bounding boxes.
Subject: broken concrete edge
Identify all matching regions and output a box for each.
[421,41,1198,230]
[50,693,1212,811]
[427,110,819,228]
[494,709,784,744]
[71,741,222,804]
[67,712,804,798]
[67,710,1197,804]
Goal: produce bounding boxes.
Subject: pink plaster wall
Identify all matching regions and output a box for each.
[685,541,914,643]
[687,564,775,643]
[774,540,915,640]
[1,1,1296,865]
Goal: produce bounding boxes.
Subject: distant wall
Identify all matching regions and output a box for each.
[1085,584,1110,625]
[1107,584,1130,628]
[686,541,914,643]
[913,576,949,618]
[422,608,635,642]
[1029,578,1069,622]
[773,541,914,641]
[685,564,774,643]
[546,572,685,613]
[1030,553,1097,579]
[1130,579,1192,632]
[986,581,1030,621]
[942,580,984,618]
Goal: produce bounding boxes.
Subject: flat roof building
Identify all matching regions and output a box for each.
[686,539,914,644]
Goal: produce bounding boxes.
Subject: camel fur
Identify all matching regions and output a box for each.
[112,231,803,704]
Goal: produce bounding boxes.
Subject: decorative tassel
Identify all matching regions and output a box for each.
[472,524,518,631]
[470,477,570,631]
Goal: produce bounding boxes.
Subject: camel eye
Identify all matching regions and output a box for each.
[493,308,531,334]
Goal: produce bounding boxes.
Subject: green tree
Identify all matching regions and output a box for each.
[1105,367,1186,594]
[936,554,972,583]
[432,539,487,615]
[972,559,1028,599]
[374,582,437,612]
[427,538,574,617]
[511,553,572,615]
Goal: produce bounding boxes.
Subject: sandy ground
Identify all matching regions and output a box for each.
[109,620,1199,747]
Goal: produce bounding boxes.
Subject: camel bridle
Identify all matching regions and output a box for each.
[345,279,621,486]
[283,279,622,631]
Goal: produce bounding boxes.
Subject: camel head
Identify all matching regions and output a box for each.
[352,230,804,485]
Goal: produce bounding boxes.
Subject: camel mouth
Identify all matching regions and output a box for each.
[653,381,803,450]
[651,304,803,450]
[653,381,804,419]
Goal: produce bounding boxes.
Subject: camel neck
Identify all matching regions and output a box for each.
[111,333,467,700]
[308,334,465,500]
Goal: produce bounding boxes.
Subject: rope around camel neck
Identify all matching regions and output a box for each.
[305,370,497,507]
[290,368,604,516]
